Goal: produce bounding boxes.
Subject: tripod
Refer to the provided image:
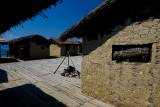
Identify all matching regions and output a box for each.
[54,50,80,78]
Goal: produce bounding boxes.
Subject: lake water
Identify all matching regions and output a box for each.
[0,44,10,57]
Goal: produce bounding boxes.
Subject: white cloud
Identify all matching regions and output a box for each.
[3,35,20,41]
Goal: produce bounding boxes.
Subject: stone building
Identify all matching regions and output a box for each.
[8,35,50,59]
[49,38,81,56]
[60,0,160,107]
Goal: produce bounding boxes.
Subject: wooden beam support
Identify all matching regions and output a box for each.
[113,47,149,59]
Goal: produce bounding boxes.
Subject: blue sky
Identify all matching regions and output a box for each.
[2,0,105,41]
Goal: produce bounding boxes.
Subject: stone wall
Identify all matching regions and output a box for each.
[9,43,20,59]
[82,18,160,107]
[50,44,78,56]
[61,44,78,56]
[69,45,78,56]
[60,45,67,56]
[50,44,67,56]
[30,42,49,59]
[50,44,61,56]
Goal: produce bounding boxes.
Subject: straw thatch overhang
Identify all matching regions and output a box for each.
[49,38,81,45]
[60,0,160,41]
[77,40,82,44]
[8,34,50,47]
[0,35,7,44]
[0,0,62,34]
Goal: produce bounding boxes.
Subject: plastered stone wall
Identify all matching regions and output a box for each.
[50,44,78,56]
[61,45,67,56]
[69,45,78,56]
[82,18,160,107]
[50,44,61,56]
[30,42,49,59]
[61,45,78,56]
[9,43,20,59]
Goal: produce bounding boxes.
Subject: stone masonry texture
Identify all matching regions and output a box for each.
[81,18,160,107]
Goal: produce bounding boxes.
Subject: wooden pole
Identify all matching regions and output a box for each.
[69,54,76,68]
[0,44,1,58]
[68,52,69,67]
[113,47,149,59]
[54,51,70,74]
[54,56,67,74]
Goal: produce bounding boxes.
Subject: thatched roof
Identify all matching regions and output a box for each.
[0,0,62,34]
[77,40,82,44]
[8,34,50,46]
[0,35,7,44]
[60,0,160,41]
[49,38,81,45]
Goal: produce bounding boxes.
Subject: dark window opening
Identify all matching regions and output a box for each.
[112,44,152,63]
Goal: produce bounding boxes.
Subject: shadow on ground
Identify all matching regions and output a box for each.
[0,69,8,83]
[0,58,19,63]
[22,56,60,61]
[0,84,66,107]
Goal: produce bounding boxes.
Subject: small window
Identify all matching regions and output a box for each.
[112,44,152,63]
